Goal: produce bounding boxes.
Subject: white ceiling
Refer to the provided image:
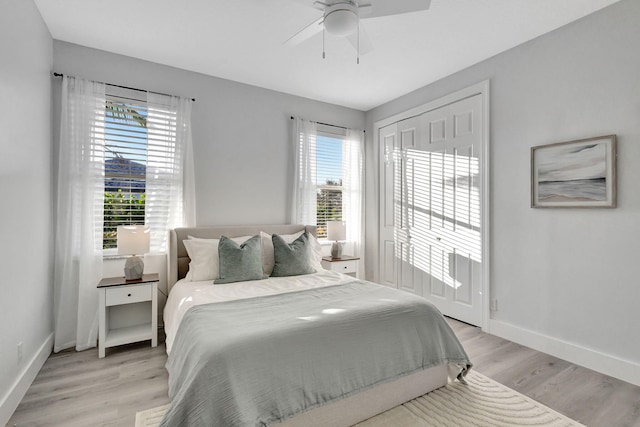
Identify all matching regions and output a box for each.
[34,0,620,111]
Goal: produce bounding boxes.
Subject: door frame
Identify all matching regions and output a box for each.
[373,80,491,331]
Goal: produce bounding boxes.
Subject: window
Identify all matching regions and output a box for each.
[315,133,344,238]
[103,95,148,249]
[101,89,194,253]
[292,117,362,253]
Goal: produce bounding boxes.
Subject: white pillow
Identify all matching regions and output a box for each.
[307,233,324,272]
[183,235,251,281]
[260,231,323,276]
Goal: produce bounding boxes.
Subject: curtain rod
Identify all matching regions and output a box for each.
[290,116,365,133]
[53,72,196,102]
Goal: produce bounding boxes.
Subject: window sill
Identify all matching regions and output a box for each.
[103,254,128,261]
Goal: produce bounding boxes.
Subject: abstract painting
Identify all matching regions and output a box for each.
[531,135,616,208]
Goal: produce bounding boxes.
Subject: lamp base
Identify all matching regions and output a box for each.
[331,241,343,259]
[124,255,144,280]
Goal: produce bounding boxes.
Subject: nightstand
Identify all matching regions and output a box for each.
[97,273,158,358]
[321,255,360,277]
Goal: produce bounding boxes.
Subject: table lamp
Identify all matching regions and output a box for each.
[327,221,346,259]
[117,225,150,280]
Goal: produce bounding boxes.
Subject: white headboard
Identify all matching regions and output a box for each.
[167,224,317,293]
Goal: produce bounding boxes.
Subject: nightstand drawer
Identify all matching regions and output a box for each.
[105,284,152,306]
[332,260,357,273]
[322,259,357,274]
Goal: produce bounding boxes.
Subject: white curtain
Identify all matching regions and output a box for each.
[146,93,196,252]
[343,128,365,277]
[290,118,318,225]
[53,76,106,352]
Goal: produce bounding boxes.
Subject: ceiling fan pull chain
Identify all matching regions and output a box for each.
[357,19,360,64]
[322,26,326,59]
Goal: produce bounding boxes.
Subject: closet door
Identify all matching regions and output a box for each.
[379,94,484,327]
[416,94,483,326]
[378,117,421,293]
[397,117,421,295]
[378,122,399,288]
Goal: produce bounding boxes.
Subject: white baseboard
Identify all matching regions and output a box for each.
[0,333,53,426]
[488,319,640,387]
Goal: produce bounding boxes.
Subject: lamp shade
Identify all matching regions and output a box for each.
[117,225,150,255]
[327,221,346,241]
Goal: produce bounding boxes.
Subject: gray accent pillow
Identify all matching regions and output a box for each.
[271,232,316,277]
[214,235,265,284]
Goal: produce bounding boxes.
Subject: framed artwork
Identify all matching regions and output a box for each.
[531,135,617,208]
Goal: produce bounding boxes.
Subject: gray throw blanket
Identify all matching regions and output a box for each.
[161,280,471,427]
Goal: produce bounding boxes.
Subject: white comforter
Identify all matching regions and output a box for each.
[163,270,354,354]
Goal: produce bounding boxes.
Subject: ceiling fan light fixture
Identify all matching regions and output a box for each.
[323,4,358,36]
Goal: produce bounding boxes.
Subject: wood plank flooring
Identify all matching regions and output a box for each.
[7,319,640,427]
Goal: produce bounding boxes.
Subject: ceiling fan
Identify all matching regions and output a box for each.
[285,0,432,62]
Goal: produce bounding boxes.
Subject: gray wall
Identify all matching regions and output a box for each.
[0,0,53,422]
[365,0,640,376]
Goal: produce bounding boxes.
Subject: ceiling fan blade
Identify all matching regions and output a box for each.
[359,0,431,19]
[312,1,330,11]
[283,16,324,46]
[346,25,374,56]
[290,0,325,11]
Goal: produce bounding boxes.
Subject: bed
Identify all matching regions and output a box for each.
[162,224,471,427]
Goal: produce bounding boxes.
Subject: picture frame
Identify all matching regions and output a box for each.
[531,135,617,208]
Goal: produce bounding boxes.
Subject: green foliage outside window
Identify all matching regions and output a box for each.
[103,190,145,249]
[316,179,342,238]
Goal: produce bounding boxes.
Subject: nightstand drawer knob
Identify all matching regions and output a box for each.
[128,293,132,297]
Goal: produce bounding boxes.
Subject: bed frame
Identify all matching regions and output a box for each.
[166,224,448,427]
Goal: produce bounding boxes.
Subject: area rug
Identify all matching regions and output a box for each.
[135,371,584,427]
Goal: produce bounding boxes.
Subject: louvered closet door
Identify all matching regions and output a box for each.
[379,94,483,326]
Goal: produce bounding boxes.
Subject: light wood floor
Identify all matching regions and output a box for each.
[7,319,640,427]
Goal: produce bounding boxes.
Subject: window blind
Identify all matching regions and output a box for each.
[103,94,148,249]
[102,91,185,252]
